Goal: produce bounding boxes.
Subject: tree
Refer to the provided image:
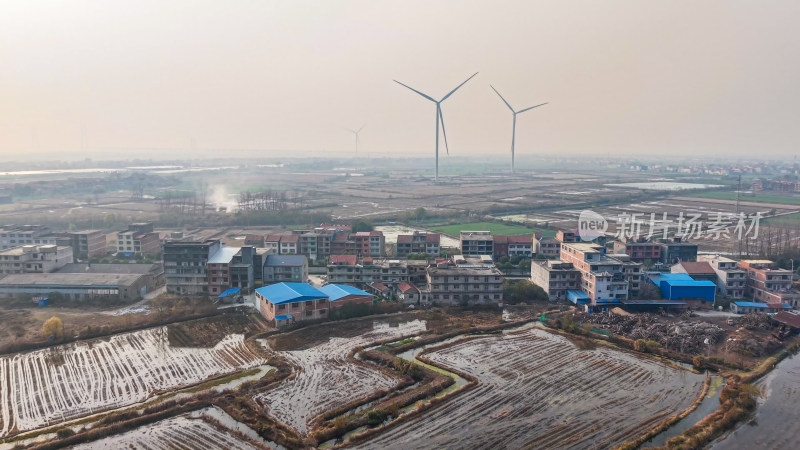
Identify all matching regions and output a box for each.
[409,207,428,222]
[103,213,116,227]
[351,219,374,232]
[42,316,64,340]
[502,280,549,304]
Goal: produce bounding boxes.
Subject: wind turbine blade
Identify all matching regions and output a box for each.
[438,105,450,155]
[516,102,548,114]
[357,124,366,133]
[344,128,357,134]
[393,80,436,102]
[441,72,478,102]
[490,85,514,113]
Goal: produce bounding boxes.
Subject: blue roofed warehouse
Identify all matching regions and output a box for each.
[647,273,716,309]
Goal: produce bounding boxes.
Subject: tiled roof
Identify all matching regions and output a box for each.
[397,282,419,293]
[773,311,800,328]
[677,261,716,275]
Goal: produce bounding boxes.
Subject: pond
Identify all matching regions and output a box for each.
[712,353,800,449]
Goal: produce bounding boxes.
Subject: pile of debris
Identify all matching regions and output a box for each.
[578,312,725,354]
[736,313,773,330]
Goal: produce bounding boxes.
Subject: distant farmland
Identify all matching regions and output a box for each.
[763,212,800,226]
[688,191,800,206]
[428,221,542,237]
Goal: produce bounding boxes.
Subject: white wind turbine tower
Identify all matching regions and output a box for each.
[394,73,478,182]
[490,85,547,174]
[345,124,366,154]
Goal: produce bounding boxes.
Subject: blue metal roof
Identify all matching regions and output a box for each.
[319,284,372,301]
[255,282,327,304]
[733,301,768,308]
[217,288,241,298]
[623,301,688,306]
[650,273,717,287]
[275,314,293,321]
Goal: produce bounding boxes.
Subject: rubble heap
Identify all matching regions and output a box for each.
[579,312,725,355]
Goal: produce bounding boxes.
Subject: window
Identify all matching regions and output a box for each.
[278,304,286,310]
[306,301,313,307]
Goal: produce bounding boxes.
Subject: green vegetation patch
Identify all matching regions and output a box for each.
[428,221,539,236]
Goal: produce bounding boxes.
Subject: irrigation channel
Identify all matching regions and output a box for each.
[318,334,471,448]
[712,352,800,449]
[644,375,726,447]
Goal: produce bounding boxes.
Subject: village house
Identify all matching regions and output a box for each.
[318,284,374,308]
[256,282,329,325]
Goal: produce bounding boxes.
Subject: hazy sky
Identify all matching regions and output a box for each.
[2,1,799,160]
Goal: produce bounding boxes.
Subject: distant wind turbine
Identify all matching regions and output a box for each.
[344,124,366,154]
[394,72,478,182]
[490,85,547,174]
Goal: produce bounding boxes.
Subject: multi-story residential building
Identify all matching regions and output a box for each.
[534,234,560,258]
[613,236,662,262]
[698,255,747,299]
[279,235,299,255]
[330,231,385,257]
[0,245,73,275]
[0,225,61,250]
[327,256,409,286]
[68,230,107,259]
[555,229,580,244]
[264,255,308,284]
[738,260,800,307]
[205,246,240,297]
[658,237,698,264]
[530,260,581,300]
[407,259,431,287]
[252,248,272,282]
[425,263,504,304]
[299,232,322,261]
[229,246,255,292]
[264,235,281,253]
[351,231,385,257]
[396,232,441,257]
[559,242,642,302]
[163,239,222,296]
[493,235,533,259]
[460,231,493,256]
[116,223,160,256]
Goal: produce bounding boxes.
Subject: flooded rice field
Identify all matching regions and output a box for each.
[254,320,427,435]
[713,354,800,449]
[358,326,705,449]
[0,328,264,437]
[71,406,276,449]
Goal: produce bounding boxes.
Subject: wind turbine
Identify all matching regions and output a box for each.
[490,85,547,174]
[394,72,478,182]
[344,124,365,154]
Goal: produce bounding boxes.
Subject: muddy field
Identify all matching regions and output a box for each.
[0,327,264,437]
[72,407,271,450]
[254,319,427,435]
[359,326,705,449]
